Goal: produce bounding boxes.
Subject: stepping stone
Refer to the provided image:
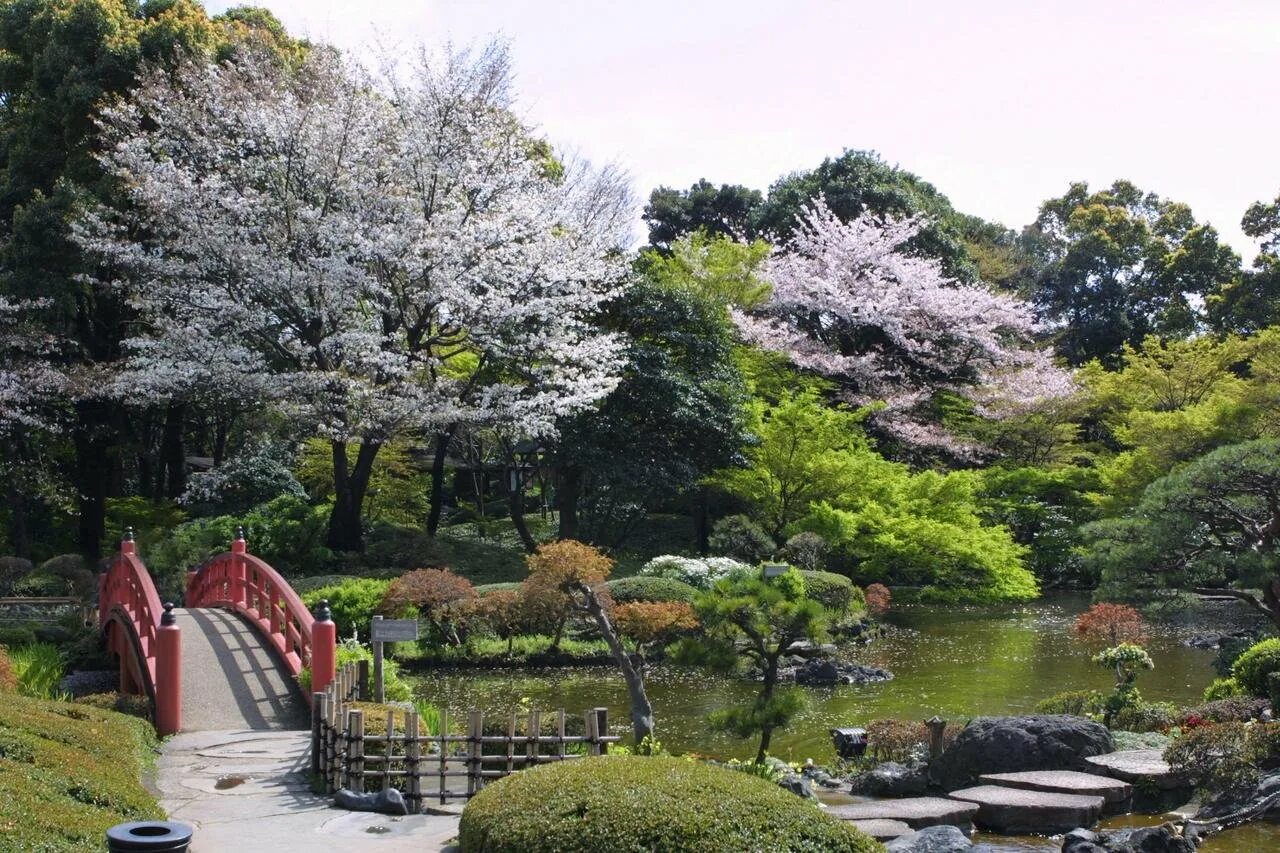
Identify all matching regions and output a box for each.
[1084,749,1187,790]
[828,797,980,829]
[978,770,1133,806]
[947,785,1104,834]
[847,819,913,841]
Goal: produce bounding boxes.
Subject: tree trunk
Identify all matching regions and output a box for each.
[509,476,537,553]
[426,426,455,536]
[574,582,655,745]
[326,439,382,552]
[6,485,31,559]
[159,401,187,499]
[755,657,779,764]
[557,465,583,540]
[73,401,110,561]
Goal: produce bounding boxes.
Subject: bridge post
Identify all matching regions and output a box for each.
[231,528,248,608]
[311,600,337,696]
[155,603,182,736]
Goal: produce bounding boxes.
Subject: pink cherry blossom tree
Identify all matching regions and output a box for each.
[736,199,1074,457]
[77,43,632,550]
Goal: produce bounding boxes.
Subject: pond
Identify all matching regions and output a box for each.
[408,595,1274,851]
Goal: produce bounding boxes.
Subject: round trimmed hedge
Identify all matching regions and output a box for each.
[607,576,698,605]
[798,570,856,613]
[1232,637,1280,697]
[458,755,881,853]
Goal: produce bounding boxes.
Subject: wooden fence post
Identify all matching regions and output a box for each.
[594,708,609,756]
[357,659,369,700]
[345,709,365,793]
[585,709,598,757]
[406,709,421,814]
[926,716,947,759]
[382,709,394,791]
[529,710,540,768]
[467,710,482,796]
[556,710,566,763]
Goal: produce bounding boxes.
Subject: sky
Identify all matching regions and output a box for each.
[207,0,1280,256]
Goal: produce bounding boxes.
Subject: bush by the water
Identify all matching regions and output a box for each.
[1231,638,1280,698]
[300,577,392,639]
[1035,690,1105,717]
[1164,721,1280,793]
[607,575,698,604]
[0,692,163,850]
[798,570,859,614]
[458,755,880,853]
[1203,677,1247,701]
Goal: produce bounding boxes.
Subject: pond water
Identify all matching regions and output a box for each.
[408,595,1275,851]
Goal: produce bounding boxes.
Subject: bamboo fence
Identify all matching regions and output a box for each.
[311,660,619,812]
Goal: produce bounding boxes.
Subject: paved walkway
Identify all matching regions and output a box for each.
[176,608,309,731]
[156,730,460,852]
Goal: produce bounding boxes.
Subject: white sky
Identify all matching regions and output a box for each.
[207,0,1280,256]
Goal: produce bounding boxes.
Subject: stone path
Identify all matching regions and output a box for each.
[948,784,1105,834]
[176,607,309,732]
[847,818,914,840]
[156,730,460,852]
[1084,749,1187,790]
[978,770,1133,806]
[828,797,980,829]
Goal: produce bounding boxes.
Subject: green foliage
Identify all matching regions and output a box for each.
[798,570,857,615]
[1035,690,1105,717]
[457,755,880,853]
[1088,439,1280,612]
[0,556,33,595]
[8,642,65,699]
[297,438,430,527]
[0,693,163,851]
[147,495,333,593]
[1204,678,1247,701]
[643,179,763,250]
[1164,721,1280,794]
[1232,638,1280,698]
[606,576,699,605]
[105,496,186,550]
[1111,701,1176,734]
[716,391,869,538]
[1026,180,1241,365]
[640,231,772,309]
[708,515,776,563]
[978,465,1101,587]
[297,639,411,702]
[554,279,749,547]
[709,689,806,740]
[300,578,392,639]
[0,626,37,648]
[779,532,830,572]
[414,634,611,666]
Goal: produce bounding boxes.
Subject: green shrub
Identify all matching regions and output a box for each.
[458,755,880,853]
[1113,730,1171,751]
[0,693,163,850]
[12,572,67,596]
[297,638,412,702]
[778,532,829,571]
[300,578,392,639]
[37,554,94,599]
[0,556,34,595]
[1034,690,1104,717]
[1165,721,1280,793]
[9,643,65,699]
[1203,677,1247,701]
[1179,698,1270,725]
[75,692,153,720]
[0,626,38,648]
[1231,638,1280,697]
[1111,701,1177,733]
[606,576,698,605]
[798,570,856,614]
[708,515,776,564]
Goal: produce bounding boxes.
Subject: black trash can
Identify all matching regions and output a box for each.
[105,821,193,852]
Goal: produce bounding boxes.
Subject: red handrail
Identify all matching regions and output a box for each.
[185,534,316,677]
[99,537,165,688]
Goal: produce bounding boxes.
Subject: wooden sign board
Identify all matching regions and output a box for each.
[370,618,419,642]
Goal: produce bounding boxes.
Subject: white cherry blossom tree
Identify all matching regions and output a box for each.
[735,199,1074,457]
[77,43,632,550]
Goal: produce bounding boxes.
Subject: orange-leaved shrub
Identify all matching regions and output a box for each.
[1074,602,1147,646]
[381,568,476,645]
[865,583,891,615]
[614,601,698,653]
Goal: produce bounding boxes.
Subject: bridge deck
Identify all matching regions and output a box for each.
[177,608,309,732]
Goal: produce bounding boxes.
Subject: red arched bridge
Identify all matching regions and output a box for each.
[99,529,336,735]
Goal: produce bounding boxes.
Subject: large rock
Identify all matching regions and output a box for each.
[886,824,972,852]
[850,761,930,796]
[787,658,894,685]
[1195,770,1280,821]
[1061,824,1194,853]
[930,716,1114,791]
[948,784,1104,834]
[333,787,408,815]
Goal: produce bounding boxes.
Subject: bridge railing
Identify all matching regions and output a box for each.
[185,529,336,696]
[99,531,181,735]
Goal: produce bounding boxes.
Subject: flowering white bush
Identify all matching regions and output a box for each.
[181,442,305,516]
[638,555,751,589]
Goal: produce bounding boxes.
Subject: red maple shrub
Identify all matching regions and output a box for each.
[614,601,698,655]
[381,568,476,645]
[1074,602,1147,646]
[864,583,891,615]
